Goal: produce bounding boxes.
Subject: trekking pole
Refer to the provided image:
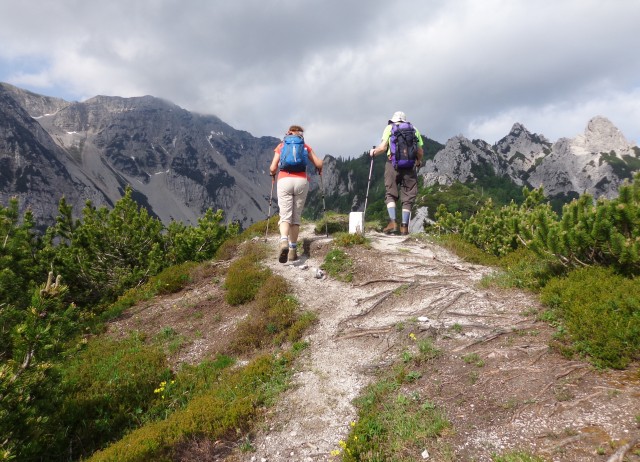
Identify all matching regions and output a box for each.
[362,146,375,235]
[319,170,328,237]
[264,175,275,242]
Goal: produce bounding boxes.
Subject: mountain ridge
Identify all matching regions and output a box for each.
[1,82,638,228]
[421,115,640,202]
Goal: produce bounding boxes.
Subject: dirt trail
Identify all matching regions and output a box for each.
[107,223,640,461]
[241,224,640,462]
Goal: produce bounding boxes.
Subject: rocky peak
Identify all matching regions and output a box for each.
[509,122,526,136]
[495,123,550,156]
[491,122,550,178]
[571,116,633,156]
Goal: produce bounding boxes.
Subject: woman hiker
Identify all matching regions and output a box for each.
[269,125,323,263]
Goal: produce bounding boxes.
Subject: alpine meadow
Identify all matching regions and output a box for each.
[1,83,639,461]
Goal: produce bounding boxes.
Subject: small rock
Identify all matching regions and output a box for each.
[299,264,308,270]
[421,449,430,459]
[315,269,324,279]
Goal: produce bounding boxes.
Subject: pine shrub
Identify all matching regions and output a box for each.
[541,266,640,368]
[59,335,171,459]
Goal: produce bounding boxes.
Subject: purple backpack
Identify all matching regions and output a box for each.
[390,122,417,169]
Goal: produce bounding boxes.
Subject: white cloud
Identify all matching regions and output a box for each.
[1,0,639,156]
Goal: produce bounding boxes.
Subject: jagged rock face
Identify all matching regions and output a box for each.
[571,116,634,157]
[0,83,280,228]
[0,82,70,118]
[528,117,639,199]
[421,116,639,200]
[422,135,511,186]
[494,123,552,178]
[311,156,349,197]
[0,84,109,226]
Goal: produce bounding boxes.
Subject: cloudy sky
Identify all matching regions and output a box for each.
[1,0,639,158]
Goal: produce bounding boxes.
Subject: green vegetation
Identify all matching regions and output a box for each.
[332,231,371,248]
[541,266,640,369]
[0,190,310,461]
[321,248,354,282]
[88,353,293,461]
[338,334,450,461]
[314,211,349,235]
[431,173,640,368]
[224,243,269,305]
[3,157,640,460]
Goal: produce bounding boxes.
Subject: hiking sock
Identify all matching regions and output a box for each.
[387,203,396,221]
[288,242,298,261]
[402,209,411,225]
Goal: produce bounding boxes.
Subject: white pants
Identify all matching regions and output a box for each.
[277,176,309,225]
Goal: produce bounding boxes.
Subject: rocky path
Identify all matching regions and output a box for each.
[239,225,639,462]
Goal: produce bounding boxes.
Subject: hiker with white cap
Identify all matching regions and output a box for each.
[370,111,424,235]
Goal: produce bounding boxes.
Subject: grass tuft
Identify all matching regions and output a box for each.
[321,248,354,282]
[332,231,371,248]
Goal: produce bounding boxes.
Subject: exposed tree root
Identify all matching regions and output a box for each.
[607,436,639,462]
[554,363,589,380]
[356,278,414,287]
[445,311,513,319]
[335,327,393,340]
[452,324,538,353]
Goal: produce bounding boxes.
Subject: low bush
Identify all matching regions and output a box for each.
[479,247,561,291]
[341,365,450,461]
[150,261,199,295]
[224,243,270,305]
[429,233,500,266]
[541,266,640,369]
[231,274,315,353]
[145,355,235,422]
[97,261,202,325]
[492,451,546,462]
[87,353,293,462]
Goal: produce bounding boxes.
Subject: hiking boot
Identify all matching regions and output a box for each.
[288,247,298,262]
[400,223,409,236]
[278,240,289,263]
[383,220,398,234]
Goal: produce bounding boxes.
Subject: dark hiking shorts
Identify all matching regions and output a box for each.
[384,161,418,210]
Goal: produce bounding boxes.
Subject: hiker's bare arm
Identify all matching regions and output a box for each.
[309,149,323,173]
[370,140,388,157]
[269,150,280,176]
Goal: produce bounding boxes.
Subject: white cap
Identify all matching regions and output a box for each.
[389,111,406,123]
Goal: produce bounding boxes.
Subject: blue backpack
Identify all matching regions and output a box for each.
[279,134,308,172]
[390,122,417,169]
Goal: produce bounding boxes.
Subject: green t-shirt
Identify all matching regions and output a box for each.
[381,123,424,158]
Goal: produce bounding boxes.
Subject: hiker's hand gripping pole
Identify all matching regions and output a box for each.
[265,174,275,242]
